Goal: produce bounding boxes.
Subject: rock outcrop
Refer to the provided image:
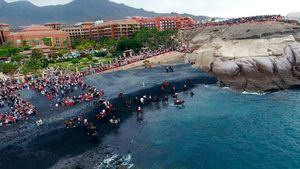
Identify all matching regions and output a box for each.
[184,22,300,92]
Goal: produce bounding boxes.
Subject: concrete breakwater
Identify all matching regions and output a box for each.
[0,63,216,169]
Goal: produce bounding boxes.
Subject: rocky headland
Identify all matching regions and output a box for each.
[183,22,300,92]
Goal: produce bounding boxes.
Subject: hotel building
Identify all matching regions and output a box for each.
[132,16,197,31]
[6,25,71,48]
[89,19,140,40]
[0,23,10,46]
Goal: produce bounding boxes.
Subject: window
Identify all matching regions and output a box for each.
[42,37,52,46]
[62,37,68,48]
[23,39,31,46]
[33,39,39,45]
[17,39,22,45]
[55,37,60,47]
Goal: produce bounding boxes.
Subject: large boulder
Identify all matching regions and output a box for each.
[212,60,240,76]
[252,57,275,74]
[185,33,300,92]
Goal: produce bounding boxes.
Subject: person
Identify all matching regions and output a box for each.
[162,95,168,104]
[109,116,120,125]
[174,99,185,106]
[169,66,174,72]
[190,92,195,98]
[172,86,177,94]
[36,118,43,126]
[118,92,124,99]
[140,97,145,104]
[173,93,178,99]
[137,106,143,114]
[183,84,188,91]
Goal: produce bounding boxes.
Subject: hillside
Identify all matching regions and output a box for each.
[0,0,207,27]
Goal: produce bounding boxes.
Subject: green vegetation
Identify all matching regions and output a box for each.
[116,37,142,52]
[72,28,178,56]
[42,37,52,46]
[0,62,18,74]
[48,57,113,72]
[0,28,178,76]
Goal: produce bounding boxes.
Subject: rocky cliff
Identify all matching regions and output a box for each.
[184,22,300,92]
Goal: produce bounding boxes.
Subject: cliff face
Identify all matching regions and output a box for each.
[184,22,300,92]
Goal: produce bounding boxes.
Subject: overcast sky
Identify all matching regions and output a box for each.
[5,0,300,17]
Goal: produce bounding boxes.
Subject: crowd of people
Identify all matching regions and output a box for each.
[202,15,283,27]
[0,80,38,126]
[81,47,194,75]
[62,66,195,140]
[0,46,194,127]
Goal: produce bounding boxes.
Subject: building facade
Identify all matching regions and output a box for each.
[6,25,70,48]
[89,19,140,40]
[40,16,197,42]
[0,23,10,46]
[45,22,94,40]
[133,16,197,31]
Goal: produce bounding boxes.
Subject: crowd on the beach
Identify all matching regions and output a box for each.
[0,47,194,127]
[201,15,283,28]
[82,47,194,75]
[27,74,104,107]
[72,67,195,139]
[0,80,38,126]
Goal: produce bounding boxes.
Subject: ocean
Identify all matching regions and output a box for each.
[1,64,300,169]
[100,85,300,169]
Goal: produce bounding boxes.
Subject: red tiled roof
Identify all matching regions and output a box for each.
[94,19,138,27]
[8,25,68,37]
[22,25,54,32]
[8,30,68,36]
[0,23,9,26]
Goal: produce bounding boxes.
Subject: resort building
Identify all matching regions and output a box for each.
[45,22,94,40]
[89,19,140,40]
[0,23,10,46]
[6,25,71,48]
[44,22,62,30]
[42,16,196,41]
[132,16,197,31]
[58,24,85,40]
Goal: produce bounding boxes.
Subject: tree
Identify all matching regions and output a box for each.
[134,28,160,49]
[0,62,18,74]
[95,51,107,57]
[116,38,142,52]
[31,49,43,60]
[11,54,24,63]
[42,37,52,46]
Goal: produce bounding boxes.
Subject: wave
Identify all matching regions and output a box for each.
[242,91,266,96]
[95,153,134,169]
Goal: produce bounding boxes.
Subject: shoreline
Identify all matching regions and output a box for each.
[0,63,217,169]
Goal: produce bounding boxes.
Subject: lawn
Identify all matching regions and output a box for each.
[48,57,115,72]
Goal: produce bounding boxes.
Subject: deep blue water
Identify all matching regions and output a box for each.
[102,85,300,169]
[2,64,300,169]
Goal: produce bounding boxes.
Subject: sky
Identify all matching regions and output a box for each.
[5,0,300,17]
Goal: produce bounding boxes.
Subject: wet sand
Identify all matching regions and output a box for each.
[0,63,216,169]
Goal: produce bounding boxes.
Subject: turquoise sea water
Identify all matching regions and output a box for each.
[102,85,300,169]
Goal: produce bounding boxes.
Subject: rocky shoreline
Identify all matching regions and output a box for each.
[183,22,300,92]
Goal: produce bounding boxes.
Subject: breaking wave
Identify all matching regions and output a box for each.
[94,153,134,169]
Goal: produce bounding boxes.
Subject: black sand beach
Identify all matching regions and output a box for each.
[0,63,217,169]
